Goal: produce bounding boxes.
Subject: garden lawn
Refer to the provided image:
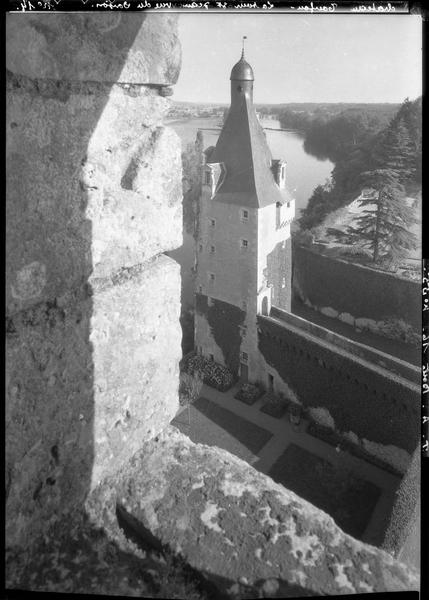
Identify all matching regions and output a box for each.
[268,444,381,540]
[171,397,272,462]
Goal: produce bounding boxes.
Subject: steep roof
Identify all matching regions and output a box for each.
[208,93,286,209]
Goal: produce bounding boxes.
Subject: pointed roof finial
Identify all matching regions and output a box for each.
[241,36,247,59]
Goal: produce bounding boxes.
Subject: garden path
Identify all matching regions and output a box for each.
[172,382,401,548]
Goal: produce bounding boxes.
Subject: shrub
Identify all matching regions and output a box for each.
[308,407,335,430]
[307,422,403,477]
[234,383,264,405]
[378,318,419,346]
[185,355,235,392]
[179,371,203,407]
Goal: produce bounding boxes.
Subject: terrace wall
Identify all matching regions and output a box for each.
[292,243,420,333]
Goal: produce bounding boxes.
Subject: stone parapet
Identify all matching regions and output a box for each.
[6,256,181,549]
[7,69,182,315]
[6,13,183,551]
[6,13,181,85]
[87,426,419,598]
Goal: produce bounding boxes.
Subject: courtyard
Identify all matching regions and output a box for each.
[171,383,401,547]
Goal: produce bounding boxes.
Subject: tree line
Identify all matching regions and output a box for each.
[285,98,421,266]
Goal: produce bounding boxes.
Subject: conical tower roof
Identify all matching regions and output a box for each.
[208,52,288,209]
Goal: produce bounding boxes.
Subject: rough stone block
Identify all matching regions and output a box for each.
[6,256,181,549]
[88,126,183,279]
[87,427,419,598]
[6,13,181,85]
[7,76,182,314]
[6,286,95,549]
[90,256,181,487]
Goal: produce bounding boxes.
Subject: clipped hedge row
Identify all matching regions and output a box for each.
[306,422,403,477]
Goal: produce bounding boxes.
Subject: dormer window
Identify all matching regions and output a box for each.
[206,162,227,196]
[271,159,286,189]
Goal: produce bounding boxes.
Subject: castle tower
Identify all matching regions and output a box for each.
[195,47,295,385]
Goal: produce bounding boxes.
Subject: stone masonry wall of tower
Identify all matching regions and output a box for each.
[195,51,294,380]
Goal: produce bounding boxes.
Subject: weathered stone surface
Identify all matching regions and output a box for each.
[89,255,181,488]
[6,286,95,549]
[6,13,181,85]
[87,427,419,598]
[7,72,181,315]
[6,10,184,564]
[88,126,182,280]
[6,256,181,549]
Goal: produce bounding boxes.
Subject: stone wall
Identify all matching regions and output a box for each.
[86,426,419,597]
[6,12,182,550]
[257,314,420,457]
[293,243,421,336]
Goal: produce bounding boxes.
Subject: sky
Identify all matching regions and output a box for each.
[174,13,422,104]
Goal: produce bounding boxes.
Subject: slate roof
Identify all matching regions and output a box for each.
[208,60,287,209]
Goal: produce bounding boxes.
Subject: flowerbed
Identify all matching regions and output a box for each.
[306,422,403,477]
[234,383,264,406]
[260,393,292,419]
[184,354,235,392]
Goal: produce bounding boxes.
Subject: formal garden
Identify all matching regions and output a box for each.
[269,444,381,539]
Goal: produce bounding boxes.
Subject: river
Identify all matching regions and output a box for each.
[168,117,334,312]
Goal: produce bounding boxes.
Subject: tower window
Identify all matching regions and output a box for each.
[198,285,203,293]
[282,277,286,288]
[210,218,216,228]
[241,239,248,249]
[209,273,215,282]
[241,351,249,362]
[210,245,215,254]
[241,209,249,221]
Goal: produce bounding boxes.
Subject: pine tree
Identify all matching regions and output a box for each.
[371,118,416,183]
[330,169,418,265]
